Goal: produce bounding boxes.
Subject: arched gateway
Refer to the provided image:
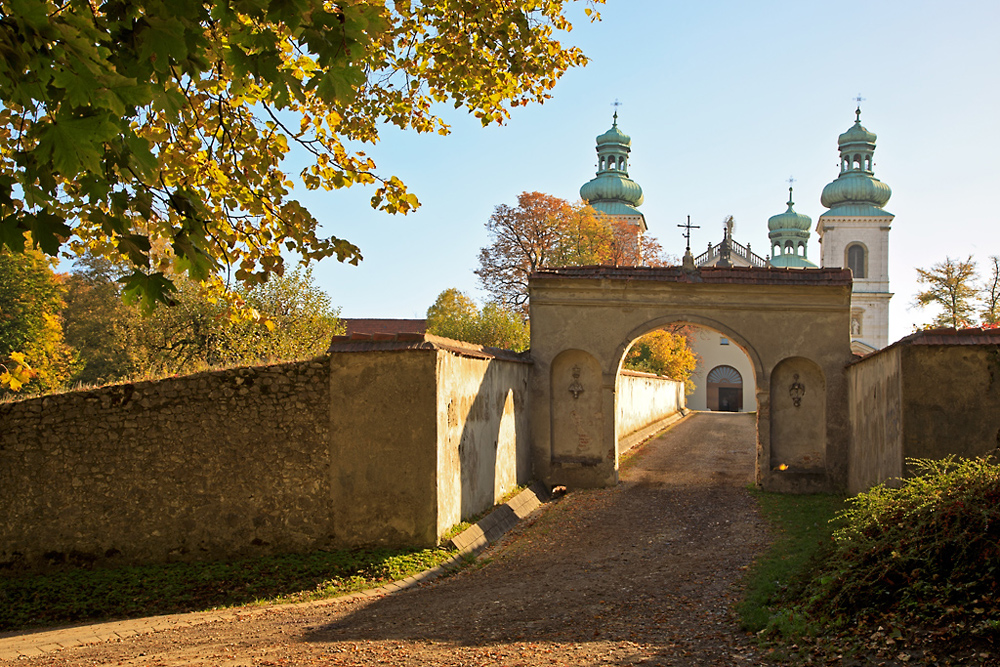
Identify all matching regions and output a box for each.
[529,265,855,493]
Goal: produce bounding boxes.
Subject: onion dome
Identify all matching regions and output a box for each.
[820,107,892,217]
[768,188,812,232]
[596,122,631,147]
[768,186,817,269]
[580,111,644,216]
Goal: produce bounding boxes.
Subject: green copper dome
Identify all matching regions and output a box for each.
[580,173,644,206]
[820,107,892,218]
[768,188,812,232]
[770,253,818,269]
[580,112,644,210]
[767,186,816,268]
[596,122,631,146]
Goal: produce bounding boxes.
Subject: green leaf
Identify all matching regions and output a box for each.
[117,233,152,267]
[27,211,71,255]
[0,215,28,253]
[119,270,178,315]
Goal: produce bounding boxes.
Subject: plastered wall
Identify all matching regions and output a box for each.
[616,370,685,450]
[847,342,1000,494]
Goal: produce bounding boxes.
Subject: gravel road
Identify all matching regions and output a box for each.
[12,411,774,666]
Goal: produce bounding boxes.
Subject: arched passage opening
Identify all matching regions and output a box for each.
[528,265,854,494]
[612,317,760,481]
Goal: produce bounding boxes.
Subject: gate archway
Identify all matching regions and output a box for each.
[528,265,854,493]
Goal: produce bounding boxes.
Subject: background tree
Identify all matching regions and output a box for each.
[980,256,999,326]
[0,245,79,393]
[914,256,980,329]
[62,254,136,384]
[63,259,343,382]
[623,328,698,392]
[0,0,602,310]
[426,289,529,352]
[477,191,669,312]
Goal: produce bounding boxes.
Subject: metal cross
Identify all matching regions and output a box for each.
[611,99,622,124]
[677,215,699,252]
[787,175,796,187]
[854,93,865,120]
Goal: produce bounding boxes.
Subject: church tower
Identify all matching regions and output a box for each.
[580,112,647,261]
[768,186,817,268]
[816,106,893,353]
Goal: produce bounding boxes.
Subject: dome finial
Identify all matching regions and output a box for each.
[787,176,796,207]
[611,98,622,127]
[854,93,866,122]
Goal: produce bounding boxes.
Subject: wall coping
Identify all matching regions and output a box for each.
[847,326,1000,367]
[328,333,532,364]
[532,264,853,286]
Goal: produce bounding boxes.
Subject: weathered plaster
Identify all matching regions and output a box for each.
[529,267,854,493]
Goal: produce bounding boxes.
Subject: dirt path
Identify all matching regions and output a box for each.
[8,412,774,666]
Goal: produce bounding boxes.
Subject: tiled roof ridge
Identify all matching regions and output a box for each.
[531,264,853,285]
[848,325,1000,366]
[328,332,530,363]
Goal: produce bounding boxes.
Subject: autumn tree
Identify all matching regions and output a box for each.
[0,0,602,304]
[914,256,980,329]
[63,258,342,381]
[981,256,999,326]
[426,288,529,352]
[0,245,79,393]
[623,328,698,392]
[476,191,668,312]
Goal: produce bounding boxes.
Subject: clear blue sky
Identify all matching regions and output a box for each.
[299,0,1000,344]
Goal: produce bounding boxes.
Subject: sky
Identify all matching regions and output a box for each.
[298,0,1000,345]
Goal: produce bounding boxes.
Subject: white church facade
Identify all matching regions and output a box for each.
[581,106,894,411]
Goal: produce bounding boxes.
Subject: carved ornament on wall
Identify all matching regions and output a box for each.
[789,373,805,407]
[568,365,585,400]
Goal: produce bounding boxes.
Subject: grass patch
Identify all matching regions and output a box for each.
[0,546,455,632]
[738,489,845,634]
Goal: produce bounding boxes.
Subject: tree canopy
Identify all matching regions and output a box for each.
[0,0,602,310]
[62,260,343,382]
[0,245,78,392]
[476,191,667,312]
[914,256,982,329]
[623,328,698,391]
[426,288,529,352]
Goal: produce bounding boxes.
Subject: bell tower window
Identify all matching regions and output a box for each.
[846,243,867,279]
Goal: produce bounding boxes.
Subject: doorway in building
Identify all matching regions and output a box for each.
[707,364,743,412]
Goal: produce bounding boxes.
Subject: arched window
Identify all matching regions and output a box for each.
[707,365,743,412]
[599,157,605,171]
[847,243,867,279]
[853,154,862,170]
[798,243,805,256]
[618,157,626,170]
[864,155,871,171]
[784,241,793,254]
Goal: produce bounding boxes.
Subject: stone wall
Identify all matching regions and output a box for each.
[616,370,685,452]
[0,360,332,570]
[846,329,1000,494]
[1,331,692,571]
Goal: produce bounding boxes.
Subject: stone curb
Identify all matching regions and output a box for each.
[448,481,551,554]
[618,409,689,454]
[0,485,554,663]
